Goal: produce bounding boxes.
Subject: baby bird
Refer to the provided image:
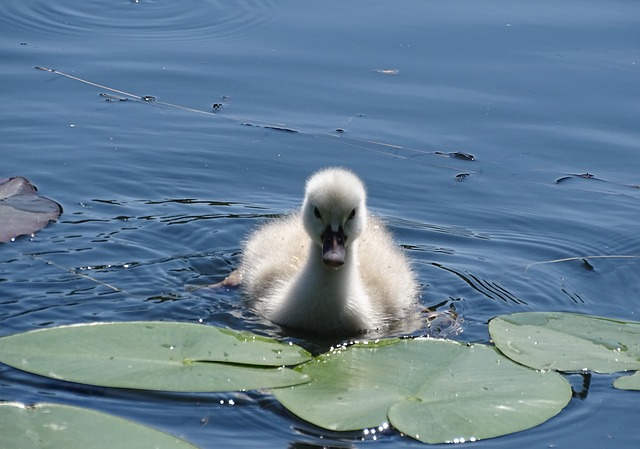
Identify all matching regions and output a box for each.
[239,167,418,335]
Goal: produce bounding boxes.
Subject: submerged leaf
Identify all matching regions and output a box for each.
[489,312,640,373]
[0,402,199,449]
[273,338,570,444]
[0,176,62,242]
[0,322,311,392]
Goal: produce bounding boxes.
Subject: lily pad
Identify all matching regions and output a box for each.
[0,176,62,242]
[613,371,640,391]
[0,322,311,392]
[273,338,571,444]
[489,312,640,374]
[0,402,199,449]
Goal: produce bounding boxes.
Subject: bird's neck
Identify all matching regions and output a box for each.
[310,243,359,299]
[274,242,373,332]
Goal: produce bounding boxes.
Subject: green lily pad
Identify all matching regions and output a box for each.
[273,338,571,444]
[489,312,640,373]
[0,402,199,449]
[0,322,311,392]
[613,371,640,391]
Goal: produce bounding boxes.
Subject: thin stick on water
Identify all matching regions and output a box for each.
[30,253,127,295]
[524,255,640,274]
[36,66,143,100]
[36,67,483,176]
[29,66,640,295]
[35,66,289,128]
[35,66,640,194]
[33,66,463,160]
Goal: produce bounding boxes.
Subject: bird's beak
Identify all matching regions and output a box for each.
[321,226,345,268]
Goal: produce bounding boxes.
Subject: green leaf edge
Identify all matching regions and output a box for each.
[488,312,640,374]
[273,337,572,444]
[613,370,640,391]
[1,312,637,444]
[0,321,312,392]
[0,401,200,449]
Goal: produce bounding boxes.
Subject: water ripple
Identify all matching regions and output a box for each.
[1,0,276,43]
[432,262,526,305]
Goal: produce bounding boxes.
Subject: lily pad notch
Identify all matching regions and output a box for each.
[273,338,572,444]
[2,312,639,444]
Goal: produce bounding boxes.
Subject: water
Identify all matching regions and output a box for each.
[1,0,639,447]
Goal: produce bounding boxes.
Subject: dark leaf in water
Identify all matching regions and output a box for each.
[556,173,598,183]
[450,151,475,161]
[0,176,62,243]
[581,258,595,270]
[264,125,299,133]
[100,93,128,102]
[434,151,475,161]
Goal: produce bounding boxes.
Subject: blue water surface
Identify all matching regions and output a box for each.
[1,0,639,447]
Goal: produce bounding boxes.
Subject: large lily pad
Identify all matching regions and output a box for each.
[489,312,640,374]
[0,176,62,242]
[0,322,311,392]
[0,402,199,449]
[273,338,571,444]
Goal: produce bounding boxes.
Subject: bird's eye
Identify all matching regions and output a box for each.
[348,208,356,220]
[314,207,322,219]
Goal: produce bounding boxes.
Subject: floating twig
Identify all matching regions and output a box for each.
[524,255,640,274]
[35,66,288,128]
[35,66,640,195]
[29,253,127,295]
